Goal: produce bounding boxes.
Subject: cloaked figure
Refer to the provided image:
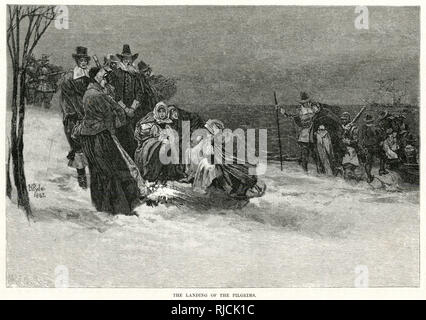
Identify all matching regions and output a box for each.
[315,125,334,176]
[58,46,91,189]
[340,112,360,180]
[134,102,177,183]
[108,45,143,157]
[72,67,140,215]
[188,119,266,199]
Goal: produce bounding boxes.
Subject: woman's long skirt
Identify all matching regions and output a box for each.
[81,130,139,215]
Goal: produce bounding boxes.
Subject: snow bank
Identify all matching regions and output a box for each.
[6,108,419,287]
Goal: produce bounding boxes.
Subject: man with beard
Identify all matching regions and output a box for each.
[72,67,140,215]
[137,60,158,118]
[108,44,144,157]
[58,46,91,189]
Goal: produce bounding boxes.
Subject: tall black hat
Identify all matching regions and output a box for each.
[117,44,139,61]
[298,91,311,104]
[72,46,91,61]
[364,114,374,123]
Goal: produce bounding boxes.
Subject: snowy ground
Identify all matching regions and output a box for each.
[6,108,419,288]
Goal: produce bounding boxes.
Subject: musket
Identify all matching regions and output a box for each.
[343,106,367,130]
[92,55,102,68]
[274,91,284,171]
[45,70,67,77]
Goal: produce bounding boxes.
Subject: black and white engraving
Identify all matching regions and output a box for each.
[5,5,419,288]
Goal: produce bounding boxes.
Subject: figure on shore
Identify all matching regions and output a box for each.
[134,101,177,183]
[35,54,59,109]
[280,92,342,174]
[358,114,383,183]
[315,125,334,176]
[189,119,265,199]
[58,46,91,189]
[382,128,400,170]
[137,60,158,117]
[72,67,140,215]
[24,55,39,105]
[108,44,142,157]
[340,112,360,180]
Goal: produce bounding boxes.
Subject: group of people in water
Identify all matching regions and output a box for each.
[278,92,418,183]
[59,45,265,215]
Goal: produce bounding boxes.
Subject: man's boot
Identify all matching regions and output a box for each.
[364,163,374,183]
[77,168,87,189]
[379,158,389,176]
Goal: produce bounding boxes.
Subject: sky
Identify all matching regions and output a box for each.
[25,6,420,106]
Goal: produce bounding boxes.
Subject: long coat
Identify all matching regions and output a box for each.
[109,68,156,129]
[58,68,91,165]
[74,82,139,215]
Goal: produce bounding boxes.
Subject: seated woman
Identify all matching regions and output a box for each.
[383,128,400,170]
[189,119,266,199]
[134,101,181,183]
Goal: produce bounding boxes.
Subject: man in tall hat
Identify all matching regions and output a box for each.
[58,46,91,189]
[108,44,144,158]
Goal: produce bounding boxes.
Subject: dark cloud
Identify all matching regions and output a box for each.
[30,6,419,106]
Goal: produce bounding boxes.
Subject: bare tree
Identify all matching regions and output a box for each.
[7,5,57,218]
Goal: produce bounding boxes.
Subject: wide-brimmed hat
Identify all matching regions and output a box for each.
[298,91,311,104]
[406,133,416,144]
[106,54,120,63]
[340,112,351,120]
[72,46,91,61]
[364,114,374,124]
[138,60,151,72]
[378,110,389,120]
[40,54,50,62]
[117,44,139,61]
[103,54,121,72]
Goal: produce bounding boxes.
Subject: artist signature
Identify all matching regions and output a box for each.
[28,183,46,198]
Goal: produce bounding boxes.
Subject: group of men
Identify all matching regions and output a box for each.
[59,45,158,191]
[25,54,64,108]
[58,45,264,215]
[57,45,417,213]
[280,92,418,183]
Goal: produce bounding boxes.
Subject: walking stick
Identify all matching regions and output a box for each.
[274,91,283,171]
